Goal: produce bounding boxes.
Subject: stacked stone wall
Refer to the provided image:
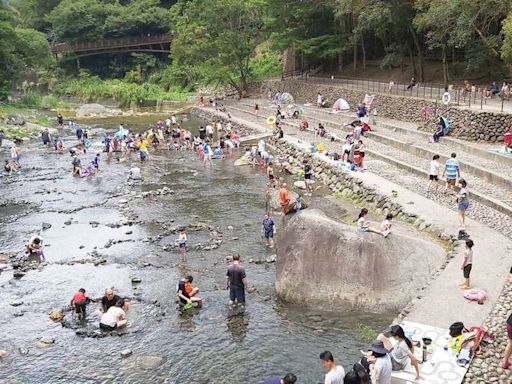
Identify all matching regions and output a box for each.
[265,79,512,143]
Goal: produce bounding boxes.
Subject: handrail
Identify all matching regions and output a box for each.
[51,33,175,53]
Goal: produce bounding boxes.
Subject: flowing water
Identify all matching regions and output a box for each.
[0,113,393,383]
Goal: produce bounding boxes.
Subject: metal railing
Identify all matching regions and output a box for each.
[51,33,175,54]
[292,75,511,113]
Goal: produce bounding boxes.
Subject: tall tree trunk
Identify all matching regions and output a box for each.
[441,44,448,88]
[409,45,417,78]
[361,34,366,70]
[353,43,357,69]
[409,26,424,82]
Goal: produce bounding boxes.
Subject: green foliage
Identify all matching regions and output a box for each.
[170,0,269,96]
[55,72,190,106]
[15,27,55,68]
[359,324,378,343]
[503,12,512,63]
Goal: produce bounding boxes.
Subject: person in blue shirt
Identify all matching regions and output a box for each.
[262,213,275,248]
[261,373,297,384]
[92,153,100,170]
[442,152,460,194]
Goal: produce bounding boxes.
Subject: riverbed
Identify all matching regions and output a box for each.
[0,113,393,383]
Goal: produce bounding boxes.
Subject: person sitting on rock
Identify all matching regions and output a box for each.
[380,214,393,237]
[25,235,44,260]
[70,288,89,319]
[356,208,385,236]
[176,275,202,307]
[99,299,127,331]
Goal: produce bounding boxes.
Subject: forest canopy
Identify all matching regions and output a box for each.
[1,0,512,99]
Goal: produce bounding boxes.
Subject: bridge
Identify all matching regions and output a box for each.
[51,33,174,58]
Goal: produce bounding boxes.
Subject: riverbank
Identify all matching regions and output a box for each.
[203,101,512,383]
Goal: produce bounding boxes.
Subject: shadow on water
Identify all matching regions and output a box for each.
[0,113,394,383]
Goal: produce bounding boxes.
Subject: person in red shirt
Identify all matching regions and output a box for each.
[70,288,88,319]
[279,183,290,217]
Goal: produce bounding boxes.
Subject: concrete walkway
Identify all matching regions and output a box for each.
[203,105,512,328]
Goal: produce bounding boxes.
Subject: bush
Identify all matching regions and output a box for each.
[17,93,42,108]
[40,95,65,109]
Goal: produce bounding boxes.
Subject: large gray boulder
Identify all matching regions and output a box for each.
[76,103,107,117]
[275,209,445,312]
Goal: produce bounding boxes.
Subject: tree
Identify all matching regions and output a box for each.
[47,0,111,42]
[0,5,20,98]
[503,12,512,64]
[170,0,269,97]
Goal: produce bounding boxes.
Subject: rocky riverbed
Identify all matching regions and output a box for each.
[0,113,393,383]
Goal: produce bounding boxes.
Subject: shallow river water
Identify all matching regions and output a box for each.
[0,114,393,383]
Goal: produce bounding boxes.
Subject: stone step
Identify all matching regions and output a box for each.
[227,104,512,219]
[237,102,512,192]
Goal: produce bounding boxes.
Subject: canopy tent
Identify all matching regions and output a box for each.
[332,98,350,111]
[278,92,294,104]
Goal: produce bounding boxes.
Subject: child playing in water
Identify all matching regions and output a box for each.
[177,228,187,259]
[70,288,89,319]
[25,235,44,260]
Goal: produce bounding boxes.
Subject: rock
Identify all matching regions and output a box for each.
[131,277,142,283]
[64,220,72,225]
[265,255,277,263]
[13,311,24,317]
[0,350,8,358]
[10,299,23,307]
[42,222,52,230]
[39,337,55,344]
[76,103,107,117]
[275,209,446,311]
[125,230,133,235]
[135,355,164,370]
[5,114,25,126]
[227,225,234,230]
[18,347,29,355]
[79,245,85,249]
[13,271,25,278]
[49,310,64,321]
[121,349,133,358]
[294,180,307,190]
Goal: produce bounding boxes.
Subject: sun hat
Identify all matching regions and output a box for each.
[369,340,388,355]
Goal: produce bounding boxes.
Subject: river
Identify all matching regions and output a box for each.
[0,113,393,383]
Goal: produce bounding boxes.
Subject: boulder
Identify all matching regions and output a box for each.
[5,114,25,126]
[76,103,107,117]
[275,209,446,312]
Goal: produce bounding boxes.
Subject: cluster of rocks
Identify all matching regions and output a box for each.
[266,79,512,143]
[462,277,512,383]
[270,137,458,244]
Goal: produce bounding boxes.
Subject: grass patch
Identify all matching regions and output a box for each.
[359,324,379,343]
[0,125,39,139]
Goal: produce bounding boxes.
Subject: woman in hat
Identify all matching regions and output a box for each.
[367,340,392,384]
[378,325,421,380]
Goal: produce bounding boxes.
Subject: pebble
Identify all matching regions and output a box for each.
[41,222,51,230]
[131,277,142,283]
[227,225,234,230]
[13,311,24,317]
[64,220,72,225]
[120,349,133,358]
[18,347,29,355]
[126,230,133,235]
[10,300,23,307]
[39,337,55,344]
[0,350,8,358]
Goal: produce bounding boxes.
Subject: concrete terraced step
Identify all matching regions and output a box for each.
[236,102,512,194]
[227,104,512,218]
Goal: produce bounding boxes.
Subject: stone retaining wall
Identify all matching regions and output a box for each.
[265,79,512,143]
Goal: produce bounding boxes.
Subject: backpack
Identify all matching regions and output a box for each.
[464,288,487,304]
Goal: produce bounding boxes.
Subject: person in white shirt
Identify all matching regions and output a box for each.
[99,300,127,331]
[205,124,214,140]
[380,214,393,237]
[427,154,440,191]
[165,118,172,129]
[128,163,142,181]
[368,341,392,384]
[216,121,222,131]
[319,351,345,384]
[171,115,177,125]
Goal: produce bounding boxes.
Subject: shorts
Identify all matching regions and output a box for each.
[268,174,274,180]
[99,322,117,331]
[390,355,407,371]
[179,242,187,249]
[281,203,289,213]
[305,174,312,180]
[264,230,273,239]
[74,300,86,314]
[429,175,438,181]
[229,287,245,304]
[463,264,472,279]
[446,178,456,185]
[458,199,469,211]
[507,323,512,339]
